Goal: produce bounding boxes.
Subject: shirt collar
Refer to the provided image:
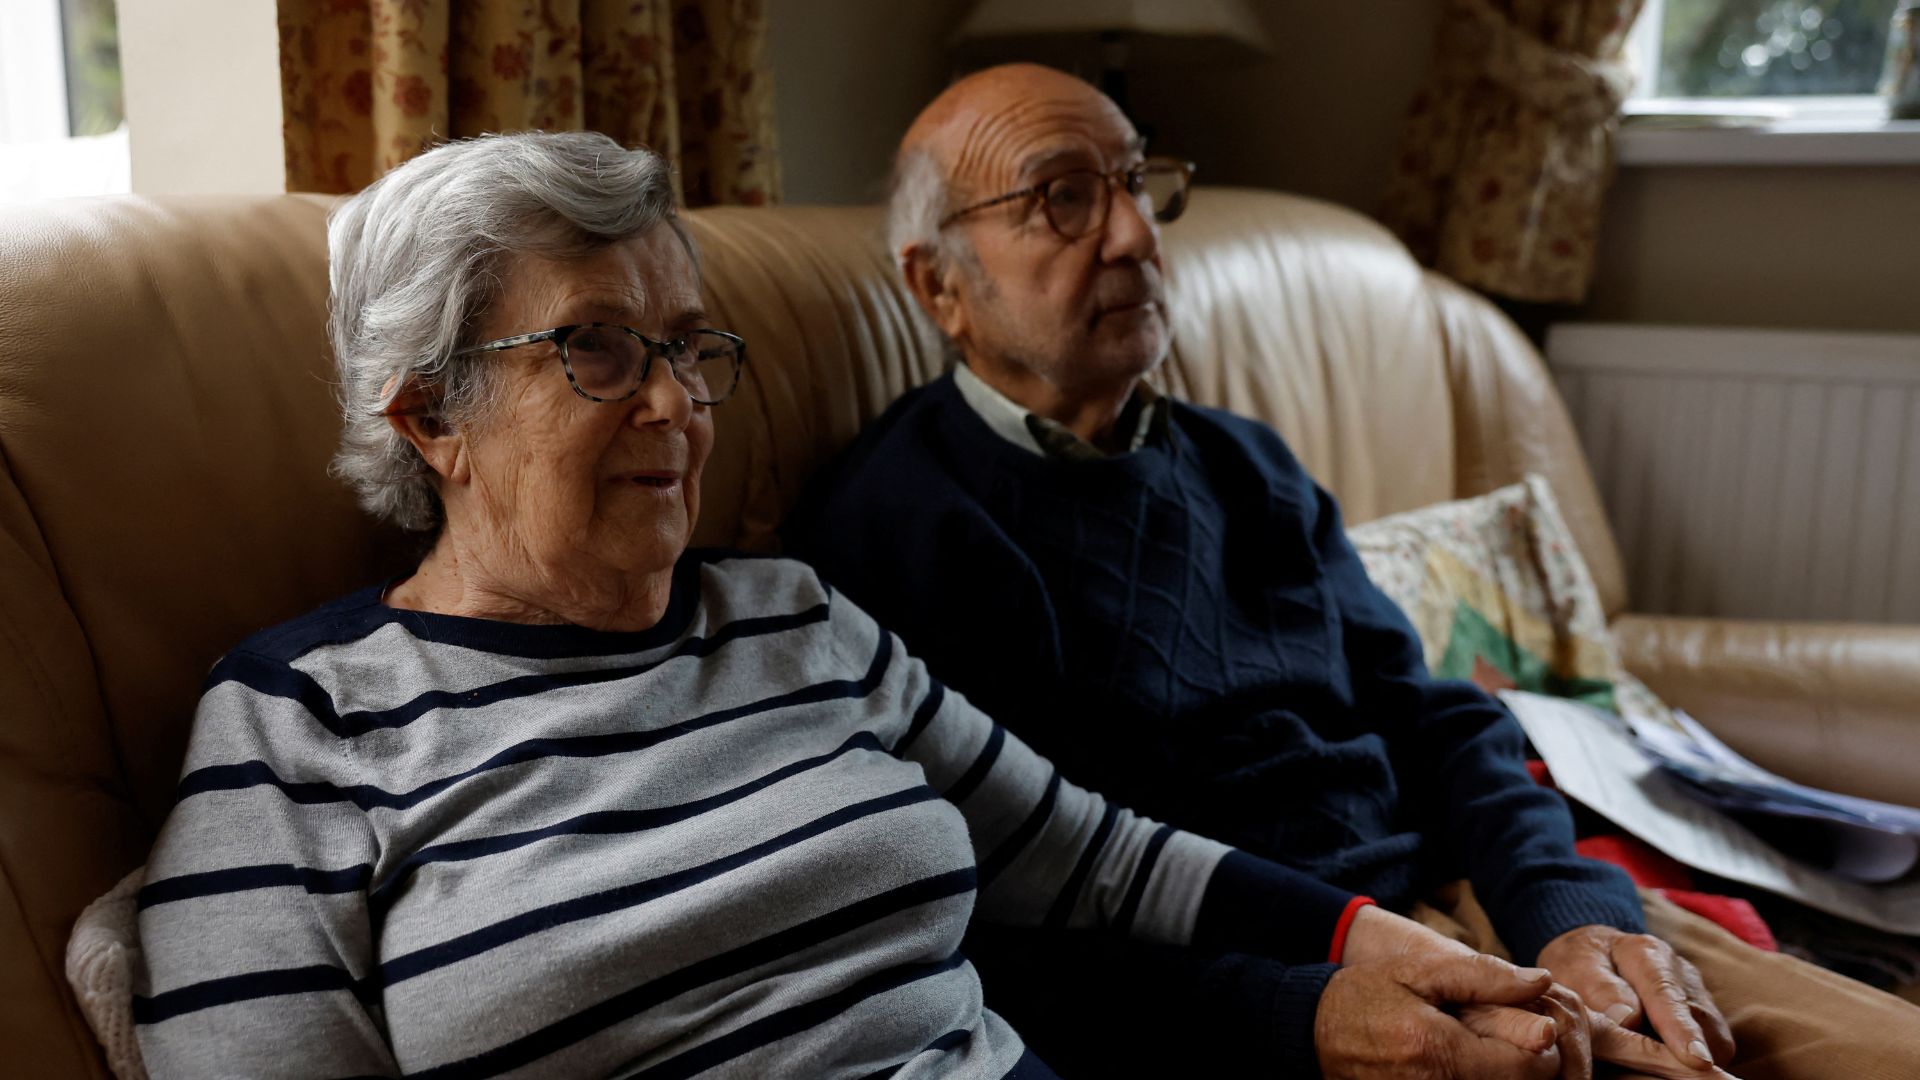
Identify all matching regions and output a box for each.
[952,361,1166,462]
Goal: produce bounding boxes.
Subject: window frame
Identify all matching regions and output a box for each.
[1618,0,1920,166]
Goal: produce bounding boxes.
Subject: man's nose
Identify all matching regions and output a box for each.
[1101,187,1160,264]
[628,356,693,430]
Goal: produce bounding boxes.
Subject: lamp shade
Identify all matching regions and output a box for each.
[953,0,1273,57]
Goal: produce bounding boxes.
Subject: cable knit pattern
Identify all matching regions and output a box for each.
[66,868,149,1080]
[785,372,1644,1073]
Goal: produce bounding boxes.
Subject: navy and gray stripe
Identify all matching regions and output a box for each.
[133,554,1301,1080]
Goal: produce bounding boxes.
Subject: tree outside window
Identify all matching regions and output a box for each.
[1655,0,1899,96]
[62,0,124,137]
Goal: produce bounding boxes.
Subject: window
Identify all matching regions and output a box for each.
[1633,0,1899,99]
[1621,1,1920,165]
[0,0,129,203]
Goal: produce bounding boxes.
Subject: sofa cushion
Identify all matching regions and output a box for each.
[1348,475,1673,727]
[1349,475,1619,705]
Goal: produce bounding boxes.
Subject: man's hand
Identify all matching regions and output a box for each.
[1462,981,1592,1080]
[1314,952,1563,1080]
[1537,924,1736,1070]
[1462,991,1743,1080]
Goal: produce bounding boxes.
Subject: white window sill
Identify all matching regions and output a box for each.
[1618,97,1920,167]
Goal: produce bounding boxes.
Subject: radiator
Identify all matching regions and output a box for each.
[1545,324,1920,624]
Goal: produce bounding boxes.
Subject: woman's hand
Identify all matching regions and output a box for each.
[1338,904,1479,965]
[1314,952,1563,1080]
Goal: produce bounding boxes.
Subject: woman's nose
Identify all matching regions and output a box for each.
[627,355,693,429]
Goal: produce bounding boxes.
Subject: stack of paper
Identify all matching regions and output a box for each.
[1625,710,1920,883]
[1499,691,1920,936]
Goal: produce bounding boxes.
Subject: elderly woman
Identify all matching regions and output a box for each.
[129,133,1566,1080]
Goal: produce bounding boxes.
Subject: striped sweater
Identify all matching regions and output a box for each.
[133,553,1360,1079]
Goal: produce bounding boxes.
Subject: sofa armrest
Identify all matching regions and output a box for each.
[1610,613,1920,809]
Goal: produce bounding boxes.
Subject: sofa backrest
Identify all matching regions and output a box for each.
[681,192,1623,606]
[689,192,1469,549]
[0,187,1618,1076]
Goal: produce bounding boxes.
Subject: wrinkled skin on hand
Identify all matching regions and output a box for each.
[1325,906,1741,1079]
[1537,924,1737,1071]
[1314,952,1565,1080]
[1460,985,1741,1080]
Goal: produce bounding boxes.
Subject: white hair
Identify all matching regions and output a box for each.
[886,147,950,273]
[327,131,684,532]
[887,147,989,339]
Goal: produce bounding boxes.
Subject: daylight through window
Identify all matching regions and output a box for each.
[1643,0,1899,97]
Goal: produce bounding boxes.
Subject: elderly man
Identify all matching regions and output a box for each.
[783,64,1920,1079]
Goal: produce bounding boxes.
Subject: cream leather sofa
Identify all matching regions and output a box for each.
[2,189,1915,1076]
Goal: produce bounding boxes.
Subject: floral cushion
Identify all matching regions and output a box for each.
[1348,474,1670,726]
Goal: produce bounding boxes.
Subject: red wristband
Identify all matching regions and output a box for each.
[1327,895,1376,964]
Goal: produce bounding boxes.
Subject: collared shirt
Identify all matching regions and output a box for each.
[951,361,1169,462]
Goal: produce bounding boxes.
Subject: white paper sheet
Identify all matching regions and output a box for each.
[1499,690,1920,935]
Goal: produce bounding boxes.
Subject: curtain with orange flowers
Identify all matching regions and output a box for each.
[277,0,779,207]
[1381,0,1643,304]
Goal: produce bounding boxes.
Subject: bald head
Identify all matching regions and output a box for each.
[900,63,1136,205]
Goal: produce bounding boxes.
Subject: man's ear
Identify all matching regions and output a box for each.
[900,243,969,346]
[382,377,470,485]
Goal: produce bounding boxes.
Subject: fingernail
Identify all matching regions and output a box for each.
[1516,966,1550,982]
[1605,1003,1634,1024]
[1688,1039,1712,1064]
[1533,1017,1557,1046]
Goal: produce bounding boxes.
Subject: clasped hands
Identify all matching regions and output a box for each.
[1316,906,1739,1080]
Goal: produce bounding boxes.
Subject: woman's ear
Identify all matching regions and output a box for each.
[382,377,470,485]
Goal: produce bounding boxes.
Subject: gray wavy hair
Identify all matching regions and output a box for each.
[327,131,682,532]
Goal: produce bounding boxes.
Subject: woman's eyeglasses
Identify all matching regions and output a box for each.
[452,324,746,406]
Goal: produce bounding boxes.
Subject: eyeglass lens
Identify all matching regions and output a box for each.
[562,327,742,404]
[1043,163,1190,239]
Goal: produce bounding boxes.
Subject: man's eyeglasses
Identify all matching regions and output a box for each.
[939,157,1196,241]
[452,324,747,406]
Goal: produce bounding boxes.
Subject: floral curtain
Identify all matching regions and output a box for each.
[1382,0,1643,304]
[278,0,779,207]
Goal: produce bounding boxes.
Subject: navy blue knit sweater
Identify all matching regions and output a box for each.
[783,372,1643,1072]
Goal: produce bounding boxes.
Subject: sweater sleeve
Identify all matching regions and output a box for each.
[1299,475,1646,963]
[134,655,399,1079]
[833,591,1364,966]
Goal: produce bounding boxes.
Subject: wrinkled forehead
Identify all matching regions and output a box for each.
[941,93,1143,199]
[494,225,704,330]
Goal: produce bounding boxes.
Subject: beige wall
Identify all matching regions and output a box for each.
[1122,1,1439,217]
[768,0,1917,335]
[1588,166,1920,334]
[768,0,975,205]
[769,0,1440,213]
[119,0,284,195]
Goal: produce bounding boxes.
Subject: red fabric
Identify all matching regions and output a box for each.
[1329,896,1375,963]
[1526,759,1553,788]
[1575,835,1694,891]
[1658,889,1779,952]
